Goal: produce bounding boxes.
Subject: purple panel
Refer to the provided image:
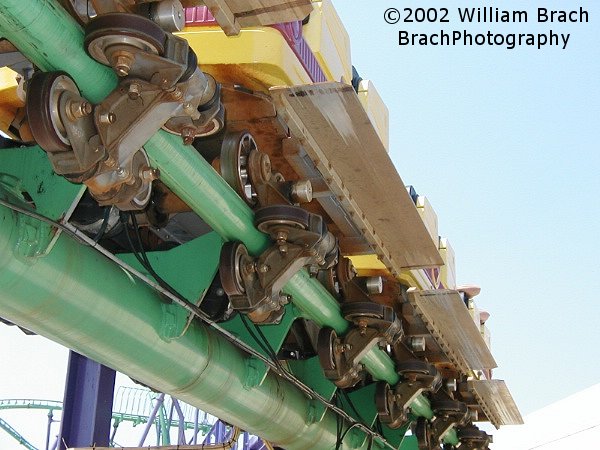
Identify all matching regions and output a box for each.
[58,352,115,449]
[184,7,327,83]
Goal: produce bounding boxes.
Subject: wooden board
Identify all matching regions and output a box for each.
[407,288,497,372]
[202,0,313,35]
[271,82,444,271]
[470,380,524,427]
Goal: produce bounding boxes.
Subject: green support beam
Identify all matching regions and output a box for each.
[0,200,368,450]
[0,0,459,446]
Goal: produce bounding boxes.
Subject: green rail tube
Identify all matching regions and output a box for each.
[0,204,365,450]
[0,0,117,103]
[0,1,460,444]
[143,132,270,254]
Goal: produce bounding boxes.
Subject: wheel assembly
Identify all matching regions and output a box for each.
[375,381,406,429]
[457,426,492,450]
[431,400,468,418]
[220,131,260,206]
[219,241,250,297]
[317,327,338,373]
[26,71,79,152]
[255,204,311,233]
[85,13,167,74]
[415,417,434,450]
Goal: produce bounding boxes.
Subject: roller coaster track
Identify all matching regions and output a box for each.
[0,388,216,448]
[0,416,38,450]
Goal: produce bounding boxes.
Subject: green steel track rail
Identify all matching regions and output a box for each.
[0,0,459,447]
[0,399,212,432]
[0,416,38,450]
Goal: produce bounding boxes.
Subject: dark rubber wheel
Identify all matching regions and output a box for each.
[397,360,434,377]
[179,47,198,83]
[342,302,387,321]
[26,71,77,152]
[85,13,167,63]
[431,400,468,417]
[254,205,311,232]
[220,131,258,206]
[316,327,337,371]
[219,242,248,297]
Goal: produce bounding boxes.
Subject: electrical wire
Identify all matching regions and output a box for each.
[0,198,398,450]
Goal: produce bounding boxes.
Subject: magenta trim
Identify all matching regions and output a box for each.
[184,7,327,83]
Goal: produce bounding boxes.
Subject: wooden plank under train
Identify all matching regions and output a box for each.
[201,0,313,35]
[270,82,444,272]
[469,380,524,428]
[407,288,497,373]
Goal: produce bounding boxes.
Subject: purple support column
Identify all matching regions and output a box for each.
[58,351,116,449]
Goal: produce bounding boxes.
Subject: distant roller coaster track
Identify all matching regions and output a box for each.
[0,387,216,450]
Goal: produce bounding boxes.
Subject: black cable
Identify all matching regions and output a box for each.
[254,321,286,371]
[239,314,277,362]
[0,198,399,450]
[92,206,111,244]
[121,212,184,300]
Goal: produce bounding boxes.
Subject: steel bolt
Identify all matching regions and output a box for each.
[128,83,141,100]
[181,127,195,145]
[171,87,183,101]
[141,167,160,182]
[365,276,384,294]
[116,167,129,179]
[410,336,426,352]
[290,180,313,203]
[111,51,134,77]
[469,409,478,422]
[276,231,288,245]
[446,378,458,392]
[258,264,270,274]
[99,112,116,125]
[67,100,92,120]
[104,155,117,168]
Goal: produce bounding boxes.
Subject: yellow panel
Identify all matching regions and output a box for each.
[303,0,352,83]
[439,237,456,289]
[0,67,22,138]
[178,27,313,91]
[357,79,389,152]
[416,196,438,245]
[349,254,387,272]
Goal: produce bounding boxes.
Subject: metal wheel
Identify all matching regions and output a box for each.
[375,382,404,429]
[26,71,79,152]
[458,427,487,443]
[336,257,356,286]
[415,417,432,450]
[316,267,340,298]
[342,302,387,322]
[220,131,258,206]
[219,242,249,297]
[317,327,338,372]
[431,400,468,418]
[397,360,434,377]
[85,13,167,67]
[254,205,311,233]
[129,150,153,210]
[179,47,198,83]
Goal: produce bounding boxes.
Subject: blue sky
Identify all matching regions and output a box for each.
[1,1,599,447]
[335,0,600,415]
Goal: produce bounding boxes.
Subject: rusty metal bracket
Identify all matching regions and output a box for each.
[318,303,403,388]
[221,206,337,324]
[376,360,442,429]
